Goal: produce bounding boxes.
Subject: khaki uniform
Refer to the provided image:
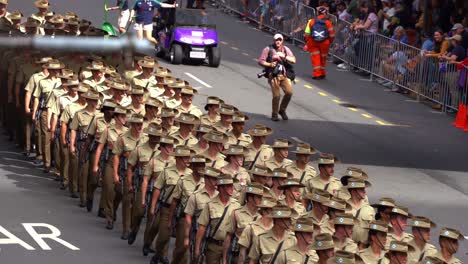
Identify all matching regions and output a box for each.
[385,231,413,249]
[264,156,293,171]
[238,217,273,262]
[128,141,159,244]
[46,87,68,176]
[309,210,334,236]
[15,62,39,152]
[407,239,438,262]
[212,121,232,134]
[33,77,62,168]
[244,144,273,169]
[83,76,107,93]
[128,104,146,117]
[221,166,251,199]
[224,205,260,263]
[61,102,86,193]
[170,130,199,148]
[164,97,182,109]
[307,176,344,197]
[170,173,205,263]
[249,229,297,264]
[124,69,142,81]
[198,196,240,264]
[433,252,462,264]
[87,115,113,205]
[112,130,142,232]
[358,246,389,264]
[200,114,220,126]
[335,237,359,253]
[24,71,47,156]
[132,75,162,99]
[176,104,203,118]
[346,201,376,245]
[69,108,100,204]
[276,245,319,264]
[286,163,317,185]
[225,131,252,148]
[200,150,227,169]
[153,166,192,258]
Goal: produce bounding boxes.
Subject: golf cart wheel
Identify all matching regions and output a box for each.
[208,46,221,67]
[170,44,183,65]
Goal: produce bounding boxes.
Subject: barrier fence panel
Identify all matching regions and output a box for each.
[216,0,468,111]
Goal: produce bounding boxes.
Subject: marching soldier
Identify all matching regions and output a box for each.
[213,104,234,133]
[344,178,375,249]
[112,114,145,239]
[149,145,194,264]
[171,113,199,148]
[127,123,162,247]
[176,86,202,118]
[221,144,250,198]
[32,59,63,173]
[0,0,9,19]
[407,216,438,262]
[339,167,370,202]
[60,83,88,193]
[248,204,297,264]
[140,135,177,252]
[85,100,117,214]
[333,213,358,253]
[127,87,146,116]
[195,174,240,264]
[270,168,287,201]
[192,124,212,154]
[164,82,183,109]
[385,241,414,264]
[278,179,306,219]
[328,251,363,264]
[225,112,252,148]
[107,79,131,107]
[69,90,100,207]
[160,107,179,135]
[93,106,128,228]
[249,165,273,189]
[304,189,333,235]
[201,131,228,169]
[435,228,464,264]
[237,196,275,264]
[32,0,49,26]
[386,206,413,248]
[223,182,263,264]
[308,153,343,196]
[358,220,389,264]
[143,97,163,127]
[184,166,221,262]
[264,138,293,170]
[168,155,208,263]
[276,216,319,264]
[23,56,52,158]
[200,96,222,126]
[131,57,163,99]
[286,143,317,185]
[155,77,176,103]
[244,124,273,170]
[372,198,396,225]
[83,61,106,92]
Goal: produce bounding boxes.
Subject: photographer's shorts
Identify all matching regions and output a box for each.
[134,23,153,31]
[118,9,131,29]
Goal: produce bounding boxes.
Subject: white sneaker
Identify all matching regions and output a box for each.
[337,63,345,69]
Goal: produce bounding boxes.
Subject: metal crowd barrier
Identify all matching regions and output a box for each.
[216,0,468,112]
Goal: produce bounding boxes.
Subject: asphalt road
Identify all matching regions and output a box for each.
[1,1,467,263]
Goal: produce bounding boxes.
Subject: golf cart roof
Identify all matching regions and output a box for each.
[174,8,216,28]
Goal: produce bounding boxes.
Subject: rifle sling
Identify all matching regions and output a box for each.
[269,240,285,264]
[209,204,230,239]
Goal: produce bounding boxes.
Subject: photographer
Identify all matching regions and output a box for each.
[258,34,296,121]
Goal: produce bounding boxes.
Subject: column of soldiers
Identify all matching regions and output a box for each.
[0,1,465,264]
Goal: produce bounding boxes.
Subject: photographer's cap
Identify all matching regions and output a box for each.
[274,33,283,40]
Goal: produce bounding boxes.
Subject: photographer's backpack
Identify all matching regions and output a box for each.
[311,18,329,42]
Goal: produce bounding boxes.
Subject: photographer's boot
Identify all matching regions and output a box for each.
[271,96,280,121]
[279,94,292,120]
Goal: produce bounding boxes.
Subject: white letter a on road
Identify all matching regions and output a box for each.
[0,225,35,250]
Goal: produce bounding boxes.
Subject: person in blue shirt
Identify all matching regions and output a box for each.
[391,26,409,45]
[132,0,177,46]
[106,0,131,33]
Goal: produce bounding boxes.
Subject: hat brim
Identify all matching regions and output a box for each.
[278,183,305,190]
[291,149,317,155]
[247,127,273,136]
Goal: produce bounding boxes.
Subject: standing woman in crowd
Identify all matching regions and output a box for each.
[132,0,177,47]
[351,1,378,70]
[424,29,449,58]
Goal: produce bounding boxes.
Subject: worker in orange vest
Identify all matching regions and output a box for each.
[304,6,335,80]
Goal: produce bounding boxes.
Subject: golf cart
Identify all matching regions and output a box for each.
[154,8,221,67]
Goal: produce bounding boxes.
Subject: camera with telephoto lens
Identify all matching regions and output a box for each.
[257,70,267,78]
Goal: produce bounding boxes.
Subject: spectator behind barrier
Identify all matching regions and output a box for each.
[391,26,409,44]
[424,29,449,58]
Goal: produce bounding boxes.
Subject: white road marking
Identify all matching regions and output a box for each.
[184,72,212,88]
[465,236,468,240]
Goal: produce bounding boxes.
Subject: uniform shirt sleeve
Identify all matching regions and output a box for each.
[171,178,183,200]
[153,169,166,189]
[197,203,210,226]
[224,209,237,235]
[112,136,124,155]
[238,224,252,248]
[24,74,36,92]
[87,118,98,136]
[61,105,71,123]
[69,112,80,131]
[248,234,261,260]
[143,158,154,177]
[98,129,109,144]
[33,79,44,98]
[184,193,196,215]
